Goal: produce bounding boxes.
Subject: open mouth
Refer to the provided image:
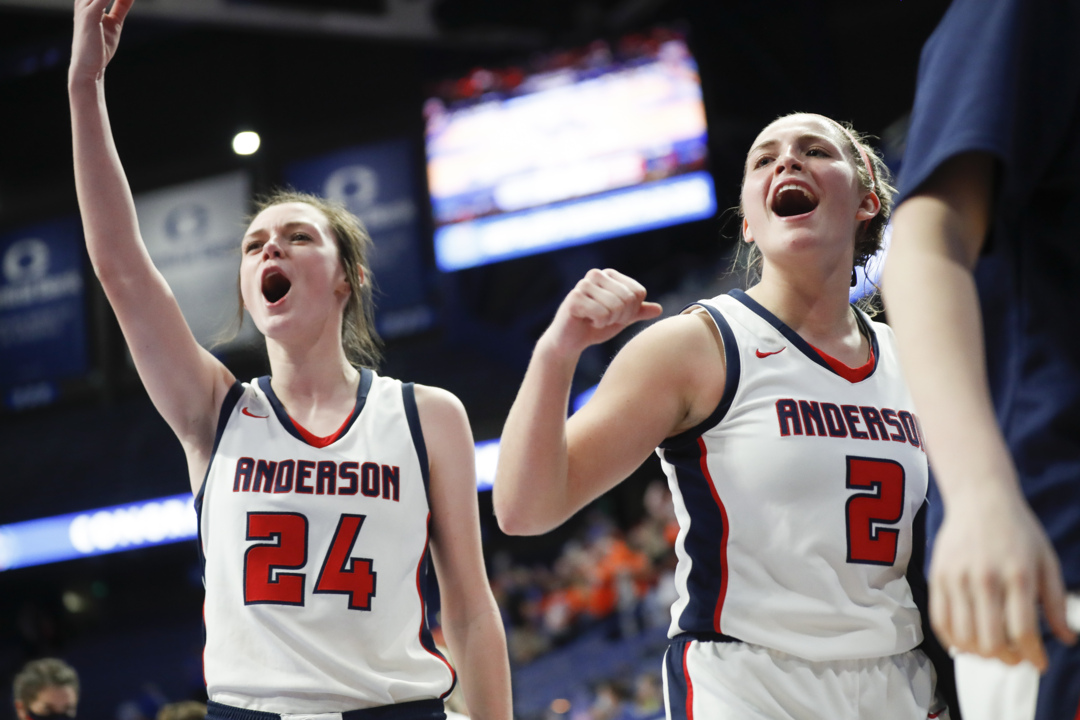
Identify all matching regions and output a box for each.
[262,269,292,304]
[771,183,819,217]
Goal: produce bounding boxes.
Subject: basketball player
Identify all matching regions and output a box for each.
[69,2,511,719]
[494,113,948,718]
[882,0,1080,717]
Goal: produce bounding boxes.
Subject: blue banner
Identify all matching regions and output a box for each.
[285,139,432,338]
[0,217,87,409]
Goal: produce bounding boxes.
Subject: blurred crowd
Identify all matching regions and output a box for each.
[490,479,678,667]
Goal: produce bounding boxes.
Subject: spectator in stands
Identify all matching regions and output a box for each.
[12,659,79,720]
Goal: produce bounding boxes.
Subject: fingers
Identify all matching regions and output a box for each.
[1002,573,1045,669]
[109,0,136,23]
[76,0,111,15]
[930,529,1066,670]
[937,564,1039,667]
[633,302,664,323]
[971,571,1007,658]
[1037,546,1078,647]
[568,268,657,330]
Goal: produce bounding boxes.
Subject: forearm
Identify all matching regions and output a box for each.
[441,601,512,720]
[493,334,580,534]
[883,213,1022,508]
[69,76,148,288]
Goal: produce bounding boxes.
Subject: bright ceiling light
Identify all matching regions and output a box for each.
[232,131,261,156]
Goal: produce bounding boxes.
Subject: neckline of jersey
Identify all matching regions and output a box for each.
[728,289,880,384]
[288,409,356,448]
[807,342,876,382]
[257,370,373,447]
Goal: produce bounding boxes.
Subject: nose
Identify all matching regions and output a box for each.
[774,147,803,175]
[262,235,285,258]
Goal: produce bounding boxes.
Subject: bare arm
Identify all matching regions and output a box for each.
[494,269,723,535]
[416,385,511,720]
[70,0,233,487]
[883,152,1075,669]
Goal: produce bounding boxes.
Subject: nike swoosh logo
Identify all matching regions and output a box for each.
[242,407,269,419]
[755,347,786,358]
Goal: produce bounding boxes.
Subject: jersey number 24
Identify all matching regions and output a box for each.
[243,512,377,610]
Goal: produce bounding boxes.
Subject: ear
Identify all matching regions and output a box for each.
[14,700,28,720]
[742,217,754,243]
[856,191,881,223]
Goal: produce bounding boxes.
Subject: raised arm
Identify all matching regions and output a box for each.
[70,0,233,487]
[493,269,723,536]
[416,385,511,720]
[883,152,1075,669]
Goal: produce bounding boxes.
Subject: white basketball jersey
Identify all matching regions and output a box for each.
[657,290,929,661]
[196,369,455,712]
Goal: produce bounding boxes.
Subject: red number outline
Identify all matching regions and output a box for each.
[845,456,906,566]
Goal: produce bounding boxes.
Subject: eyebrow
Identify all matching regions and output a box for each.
[748,132,839,158]
[243,220,319,241]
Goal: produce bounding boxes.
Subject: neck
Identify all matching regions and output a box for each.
[746,261,861,352]
[265,333,360,410]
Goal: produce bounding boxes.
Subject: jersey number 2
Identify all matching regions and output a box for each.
[244,512,377,610]
[845,456,905,566]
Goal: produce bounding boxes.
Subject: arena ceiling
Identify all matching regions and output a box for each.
[0,0,952,442]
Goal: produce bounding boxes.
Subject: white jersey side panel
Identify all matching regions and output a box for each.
[657,291,929,661]
[197,370,454,712]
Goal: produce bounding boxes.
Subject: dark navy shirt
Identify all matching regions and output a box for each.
[897,0,1080,588]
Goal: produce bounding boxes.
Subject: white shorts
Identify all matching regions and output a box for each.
[662,637,949,720]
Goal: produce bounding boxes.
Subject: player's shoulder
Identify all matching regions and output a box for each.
[623,304,724,357]
[608,312,723,391]
[412,384,468,426]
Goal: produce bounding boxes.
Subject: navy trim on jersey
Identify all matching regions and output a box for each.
[729,289,880,383]
[195,380,244,678]
[659,302,742,450]
[257,369,373,447]
[206,699,446,720]
[674,630,742,644]
[663,638,693,719]
[662,439,730,635]
[416,541,458,700]
[401,383,431,497]
[195,381,245,510]
[401,386,456,700]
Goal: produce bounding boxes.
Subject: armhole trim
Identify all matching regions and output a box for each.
[194,380,244,509]
[660,303,741,449]
[402,383,432,501]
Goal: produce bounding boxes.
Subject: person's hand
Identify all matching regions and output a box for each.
[70,0,135,84]
[930,484,1077,670]
[542,269,662,357]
